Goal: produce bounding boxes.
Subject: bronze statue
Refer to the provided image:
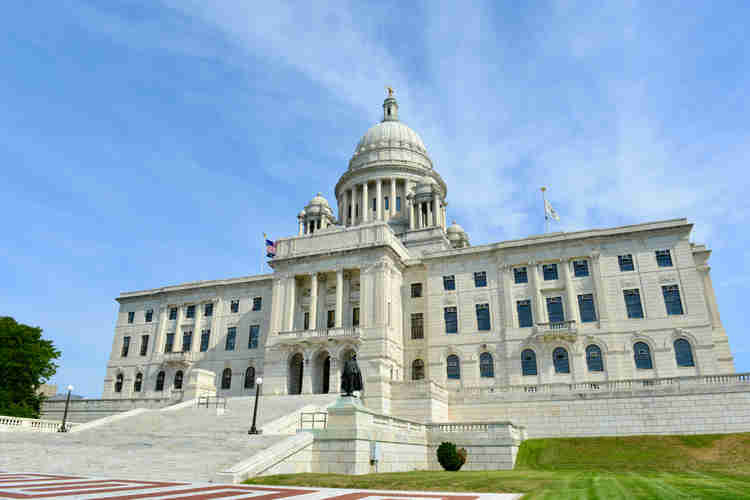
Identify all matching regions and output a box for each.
[341,353,363,397]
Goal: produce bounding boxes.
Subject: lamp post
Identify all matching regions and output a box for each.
[248,377,263,435]
[59,385,73,433]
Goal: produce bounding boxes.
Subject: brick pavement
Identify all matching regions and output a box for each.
[0,472,520,499]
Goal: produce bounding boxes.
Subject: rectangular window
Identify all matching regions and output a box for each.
[140,335,149,356]
[573,260,589,277]
[444,306,458,334]
[396,196,401,211]
[546,296,565,323]
[624,289,644,318]
[145,309,153,323]
[127,311,134,324]
[514,267,528,284]
[169,307,178,320]
[517,300,533,328]
[252,297,262,311]
[476,303,491,331]
[474,271,487,287]
[411,283,423,298]
[372,198,376,211]
[443,275,456,291]
[165,333,174,353]
[327,310,335,328]
[577,294,597,323]
[204,303,213,317]
[356,204,359,217]
[543,264,558,280]
[662,285,684,315]
[618,254,635,272]
[304,311,310,330]
[385,196,389,210]
[411,313,424,339]
[182,331,192,352]
[230,299,239,313]
[352,307,360,327]
[225,327,236,351]
[656,249,673,267]
[248,325,260,349]
[348,205,352,219]
[200,329,210,352]
[121,336,130,357]
[186,305,195,319]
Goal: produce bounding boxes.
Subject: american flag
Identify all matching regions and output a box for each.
[265,237,276,258]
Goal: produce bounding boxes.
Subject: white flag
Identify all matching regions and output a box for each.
[544,199,560,221]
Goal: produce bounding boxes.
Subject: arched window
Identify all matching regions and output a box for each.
[412,359,425,380]
[480,352,494,378]
[634,342,653,369]
[447,355,460,380]
[244,366,256,389]
[221,368,232,389]
[521,349,537,376]
[114,373,123,393]
[174,370,183,390]
[674,339,695,367]
[134,373,143,392]
[586,345,603,372]
[155,371,165,391]
[553,347,570,374]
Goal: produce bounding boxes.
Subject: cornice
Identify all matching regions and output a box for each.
[117,274,273,302]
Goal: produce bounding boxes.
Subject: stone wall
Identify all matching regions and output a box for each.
[41,398,176,423]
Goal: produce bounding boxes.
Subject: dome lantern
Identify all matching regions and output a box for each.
[382,87,399,122]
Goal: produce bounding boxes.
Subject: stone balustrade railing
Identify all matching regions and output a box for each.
[0,415,77,433]
[159,351,198,364]
[278,327,360,339]
[457,372,750,399]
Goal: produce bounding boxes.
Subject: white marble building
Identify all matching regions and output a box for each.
[104,92,734,419]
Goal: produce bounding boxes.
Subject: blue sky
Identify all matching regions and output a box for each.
[1,1,748,397]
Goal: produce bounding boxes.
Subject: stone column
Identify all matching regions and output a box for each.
[321,216,327,229]
[360,267,369,329]
[528,261,544,325]
[270,277,284,334]
[390,178,397,218]
[302,358,313,394]
[433,196,439,227]
[329,358,341,394]
[362,182,369,222]
[173,304,183,352]
[346,189,352,226]
[298,218,304,236]
[500,264,514,328]
[336,269,344,328]
[376,178,382,220]
[589,251,609,325]
[154,304,168,360]
[442,204,447,231]
[418,202,424,228]
[309,273,318,331]
[337,196,342,225]
[286,276,296,331]
[409,197,415,229]
[562,259,579,325]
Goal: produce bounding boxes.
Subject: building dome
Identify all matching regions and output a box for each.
[308,193,330,208]
[447,222,465,235]
[353,121,428,156]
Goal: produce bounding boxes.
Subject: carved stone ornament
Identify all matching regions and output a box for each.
[658,274,677,283]
[620,279,637,288]
[537,332,577,344]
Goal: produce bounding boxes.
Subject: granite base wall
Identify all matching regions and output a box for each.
[40,398,177,423]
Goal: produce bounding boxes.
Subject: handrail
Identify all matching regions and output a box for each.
[0,415,77,432]
[299,411,328,430]
[196,395,227,409]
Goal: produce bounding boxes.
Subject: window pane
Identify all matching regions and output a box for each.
[662,285,684,315]
[447,355,460,379]
[252,297,262,311]
[186,305,195,318]
[327,310,335,328]
[634,342,653,369]
[248,325,259,349]
[573,260,589,277]
[543,264,558,280]
[411,283,423,298]
[624,289,644,318]
[553,347,570,373]
[221,368,232,389]
[517,300,533,328]
[165,333,174,353]
[514,267,528,284]
[412,359,425,380]
[226,327,236,351]
[121,336,130,357]
[245,367,256,389]
[140,335,149,356]
[586,345,603,372]
[230,300,239,313]
[204,303,213,317]
[169,307,177,320]
[145,309,153,322]
[396,197,401,211]
[674,338,695,367]
[443,275,455,291]
[522,349,537,376]
[656,249,673,267]
[200,330,210,352]
[444,307,458,334]
[127,311,134,324]
[618,254,635,271]
[182,331,192,352]
[546,297,565,323]
[476,303,491,331]
[480,352,494,378]
[474,271,487,287]
[578,294,597,323]
[411,313,424,339]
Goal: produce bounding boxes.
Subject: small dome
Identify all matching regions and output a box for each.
[447,221,465,234]
[298,209,306,217]
[308,193,330,207]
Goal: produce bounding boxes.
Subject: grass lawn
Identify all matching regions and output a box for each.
[246,433,750,499]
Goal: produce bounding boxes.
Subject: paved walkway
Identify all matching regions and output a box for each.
[0,472,521,499]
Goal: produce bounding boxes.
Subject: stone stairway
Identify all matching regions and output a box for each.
[0,394,337,483]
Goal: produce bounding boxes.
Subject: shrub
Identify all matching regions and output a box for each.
[437,442,467,471]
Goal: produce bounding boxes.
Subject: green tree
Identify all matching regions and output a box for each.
[0,317,60,418]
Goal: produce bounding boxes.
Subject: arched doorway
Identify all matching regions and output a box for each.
[312,350,331,394]
[323,356,330,394]
[288,353,304,395]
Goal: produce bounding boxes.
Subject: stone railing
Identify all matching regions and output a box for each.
[534,320,577,335]
[456,372,750,399]
[159,351,198,364]
[278,327,360,340]
[0,415,77,433]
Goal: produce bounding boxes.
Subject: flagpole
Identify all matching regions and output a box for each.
[262,233,266,274]
[541,187,548,234]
